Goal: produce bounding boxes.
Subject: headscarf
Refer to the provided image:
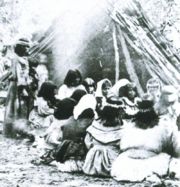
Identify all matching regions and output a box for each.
[95,79,112,97]
[73,94,96,120]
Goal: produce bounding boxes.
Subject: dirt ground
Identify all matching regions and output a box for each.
[0,128,180,187]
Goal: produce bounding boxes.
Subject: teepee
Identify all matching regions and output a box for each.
[111,0,180,96]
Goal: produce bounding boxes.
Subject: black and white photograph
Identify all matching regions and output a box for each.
[0,0,180,186]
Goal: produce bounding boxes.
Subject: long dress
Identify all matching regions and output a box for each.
[83,120,121,177]
[111,121,180,182]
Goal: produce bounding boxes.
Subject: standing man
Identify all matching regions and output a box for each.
[3,38,31,137]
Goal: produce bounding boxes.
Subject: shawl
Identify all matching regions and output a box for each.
[87,120,121,144]
[73,94,97,120]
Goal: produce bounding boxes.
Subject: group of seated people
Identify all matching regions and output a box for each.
[27,69,180,182]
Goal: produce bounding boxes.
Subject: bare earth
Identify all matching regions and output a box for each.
[0,133,180,187]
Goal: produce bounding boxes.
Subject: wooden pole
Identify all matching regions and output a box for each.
[117,25,144,97]
[112,23,120,83]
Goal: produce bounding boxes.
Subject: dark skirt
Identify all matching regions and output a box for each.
[54,140,87,163]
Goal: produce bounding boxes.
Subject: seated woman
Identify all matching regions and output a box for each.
[44,98,77,147]
[154,85,180,127]
[111,100,180,182]
[83,106,122,177]
[14,82,57,146]
[57,69,86,100]
[40,96,95,172]
[52,107,95,172]
[95,78,112,114]
[107,79,141,122]
[29,81,58,134]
